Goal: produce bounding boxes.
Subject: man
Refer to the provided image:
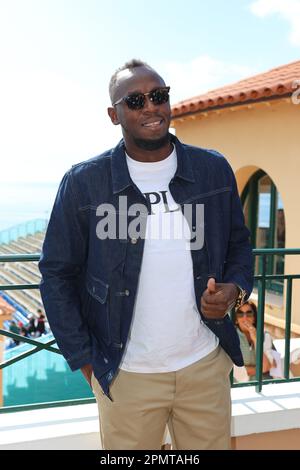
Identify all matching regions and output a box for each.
[26,314,37,337]
[36,308,46,336]
[39,59,253,450]
[9,320,21,346]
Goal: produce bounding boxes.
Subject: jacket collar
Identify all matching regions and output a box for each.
[111,134,195,194]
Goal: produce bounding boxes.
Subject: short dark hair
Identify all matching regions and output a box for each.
[109,59,154,103]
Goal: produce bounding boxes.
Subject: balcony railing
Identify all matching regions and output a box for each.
[0,249,300,414]
[234,248,300,392]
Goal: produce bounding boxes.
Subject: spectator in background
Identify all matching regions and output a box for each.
[26,309,46,337]
[36,308,46,337]
[9,320,20,346]
[20,324,29,338]
[26,314,37,337]
[234,300,274,380]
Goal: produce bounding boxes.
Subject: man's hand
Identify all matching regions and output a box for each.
[201,278,239,319]
[80,363,93,388]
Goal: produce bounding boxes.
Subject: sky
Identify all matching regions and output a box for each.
[0,0,299,184]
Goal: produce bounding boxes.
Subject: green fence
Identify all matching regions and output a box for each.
[234,248,300,392]
[0,249,300,414]
[0,254,95,414]
[2,332,94,408]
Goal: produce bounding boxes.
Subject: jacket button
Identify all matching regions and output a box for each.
[124,289,130,296]
[131,238,138,244]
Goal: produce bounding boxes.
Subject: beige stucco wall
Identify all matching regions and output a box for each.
[172,98,300,330]
[231,428,300,450]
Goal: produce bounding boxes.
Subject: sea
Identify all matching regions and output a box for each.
[0,181,59,232]
[0,180,275,234]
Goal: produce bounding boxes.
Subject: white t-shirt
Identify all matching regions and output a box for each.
[119,146,218,373]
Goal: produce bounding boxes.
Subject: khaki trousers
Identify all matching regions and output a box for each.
[91,345,233,450]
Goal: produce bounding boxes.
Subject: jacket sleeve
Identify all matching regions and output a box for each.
[38,169,92,371]
[222,161,254,298]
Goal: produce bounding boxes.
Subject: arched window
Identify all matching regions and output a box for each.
[241,170,285,294]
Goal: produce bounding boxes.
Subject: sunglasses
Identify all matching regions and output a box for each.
[113,86,170,110]
[236,310,254,318]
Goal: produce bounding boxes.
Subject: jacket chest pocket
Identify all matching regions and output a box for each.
[86,273,111,345]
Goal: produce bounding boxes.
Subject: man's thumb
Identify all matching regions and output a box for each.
[207,277,216,293]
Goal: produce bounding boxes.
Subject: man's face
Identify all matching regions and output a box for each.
[108,66,171,150]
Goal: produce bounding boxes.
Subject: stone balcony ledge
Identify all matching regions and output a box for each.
[0,381,300,450]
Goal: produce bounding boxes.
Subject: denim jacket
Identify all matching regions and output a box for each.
[39,135,254,398]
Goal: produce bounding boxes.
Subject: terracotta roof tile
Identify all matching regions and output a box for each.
[171,60,300,118]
